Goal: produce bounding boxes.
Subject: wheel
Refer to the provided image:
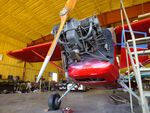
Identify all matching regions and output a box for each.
[48,93,61,110]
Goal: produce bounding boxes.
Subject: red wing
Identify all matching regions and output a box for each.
[115,18,150,44]
[115,18,150,54]
[115,18,150,69]
[7,42,61,62]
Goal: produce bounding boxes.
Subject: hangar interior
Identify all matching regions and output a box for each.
[0,0,150,113]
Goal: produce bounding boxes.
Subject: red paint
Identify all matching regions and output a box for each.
[120,47,149,69]
[7,42,61,62]
[68,48,119,87]
[115,18,150,54]
[115,18,150,40]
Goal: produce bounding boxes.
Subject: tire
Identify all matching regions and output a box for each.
[48,93,61,110]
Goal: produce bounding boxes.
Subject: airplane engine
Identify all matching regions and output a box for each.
[52,16,114,68]
[52,16,119,85]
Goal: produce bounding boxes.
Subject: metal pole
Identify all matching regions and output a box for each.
[22,61,26,81]
[119,81,140,101]
[39,80,42,92]
[48,80,50,91]
[120,5,134,113]
[58,83,76,102]
[120,0,148,112]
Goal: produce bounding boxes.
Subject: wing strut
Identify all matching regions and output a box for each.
[31,50,64,73]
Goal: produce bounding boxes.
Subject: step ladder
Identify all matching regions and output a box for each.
[120,1,150,113]
[126,37,150,113]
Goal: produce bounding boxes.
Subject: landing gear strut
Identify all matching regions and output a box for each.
[48,83,76,110]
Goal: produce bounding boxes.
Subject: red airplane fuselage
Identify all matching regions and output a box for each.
[68,45,120,88]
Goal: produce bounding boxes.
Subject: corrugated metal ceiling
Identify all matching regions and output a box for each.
[0,0,149,44]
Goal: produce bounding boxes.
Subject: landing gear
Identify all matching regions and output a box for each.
[48,83,76,110]
[48,93,61,110]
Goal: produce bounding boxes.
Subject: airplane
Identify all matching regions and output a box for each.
[7,0,150,111]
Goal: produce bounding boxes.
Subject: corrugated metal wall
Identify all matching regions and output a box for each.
[0,34,60,81]
[24,62,60,82]
[0,33,25,79]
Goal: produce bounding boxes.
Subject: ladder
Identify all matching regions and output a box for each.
[120,1,150,113]
[126,37,150,113]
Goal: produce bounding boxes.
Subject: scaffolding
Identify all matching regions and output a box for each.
[119,0,150,113]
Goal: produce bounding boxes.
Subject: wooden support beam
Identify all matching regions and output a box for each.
[22,61,26,80]
[27,34,54,46]
[98,2,150,26]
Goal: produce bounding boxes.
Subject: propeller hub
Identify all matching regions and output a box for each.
[60,7,69,16]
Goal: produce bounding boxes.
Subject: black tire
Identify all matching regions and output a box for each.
[48,93,61,110]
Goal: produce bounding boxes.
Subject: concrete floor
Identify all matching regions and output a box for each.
[0,89,141,113]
